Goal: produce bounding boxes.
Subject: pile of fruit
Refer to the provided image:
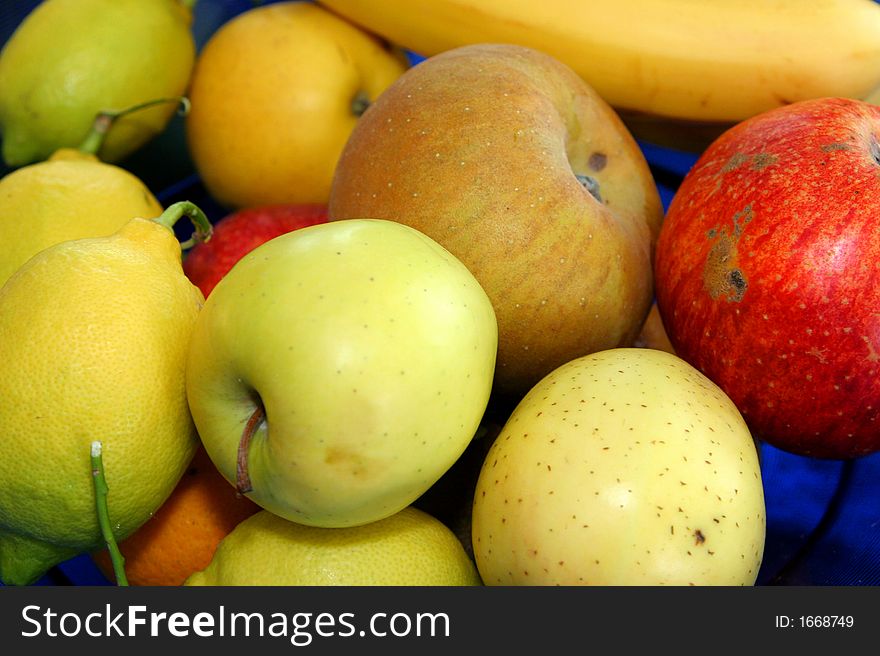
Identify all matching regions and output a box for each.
[1,0,879,587]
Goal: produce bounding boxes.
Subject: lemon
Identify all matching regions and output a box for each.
[185,507,482,586]
[0,204,206,585]
[184,1,408,208]
[0,0,195,167]
[0,148,162,287]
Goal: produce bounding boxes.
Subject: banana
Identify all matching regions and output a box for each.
[317,0,880,124]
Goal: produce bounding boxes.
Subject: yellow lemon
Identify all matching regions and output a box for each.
[185,507,482,586]
[0,203,206,585]
[0,148,162,287]
[0,0,195,167]
[185,1,409,208]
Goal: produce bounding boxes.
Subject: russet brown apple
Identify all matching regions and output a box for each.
[329,43,664,398]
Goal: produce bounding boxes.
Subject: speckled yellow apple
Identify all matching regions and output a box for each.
[329,44,664,399]
[471,348,765,586]
[185,219,498,528]
[185,1,409,208]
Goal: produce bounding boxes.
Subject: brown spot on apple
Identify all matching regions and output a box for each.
[750,153,778,170]
[703,205,752,302]
[721,152,749,173]
[820,142,853,153]
[324,447,375,479]
[727,269,748,298]
[588,152,607,171]
[721,152,777,173]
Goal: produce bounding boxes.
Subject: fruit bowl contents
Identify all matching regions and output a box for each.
[2,0,880,588]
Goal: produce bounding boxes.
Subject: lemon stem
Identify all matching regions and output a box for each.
[91,441,129,587]
[153,200,213,250]
[76,97,191,156]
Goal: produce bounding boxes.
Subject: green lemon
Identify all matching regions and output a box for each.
[0,0,195,167]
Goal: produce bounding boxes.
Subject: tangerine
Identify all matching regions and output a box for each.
[94,446,259,586]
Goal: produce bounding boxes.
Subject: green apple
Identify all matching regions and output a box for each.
[471,348,766,585]
[329,43,664,400]
[185,218,498,528]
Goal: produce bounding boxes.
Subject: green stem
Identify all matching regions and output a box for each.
[91,441,129,586]
[76,97,191,156]
[179,0,198,10]
[153,200,213,250]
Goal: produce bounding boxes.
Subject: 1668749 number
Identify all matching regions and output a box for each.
[776,615,855,629]
[800,616,854,628]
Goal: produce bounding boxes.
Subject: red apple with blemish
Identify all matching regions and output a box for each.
[654,97,880,459]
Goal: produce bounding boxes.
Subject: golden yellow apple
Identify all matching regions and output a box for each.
[185,1,409,209]
[186,219,498,528]
[471,348,766,586]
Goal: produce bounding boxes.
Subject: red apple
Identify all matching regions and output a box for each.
[183,204,328,297]
[654,97,880,460]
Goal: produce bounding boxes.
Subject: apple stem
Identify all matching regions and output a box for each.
[153,200,213,250]
[76,97,191,157]
[871,135,880,166]
[351,90,371,117]
[236,403,265,495]
[91,441,129,587]
[576,173,603,203]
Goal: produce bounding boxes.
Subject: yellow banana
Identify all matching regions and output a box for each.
[318,0,880,124]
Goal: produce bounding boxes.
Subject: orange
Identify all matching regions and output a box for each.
[93,446,260,586]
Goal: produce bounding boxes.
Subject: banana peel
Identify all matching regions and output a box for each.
[318,0,880,149]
